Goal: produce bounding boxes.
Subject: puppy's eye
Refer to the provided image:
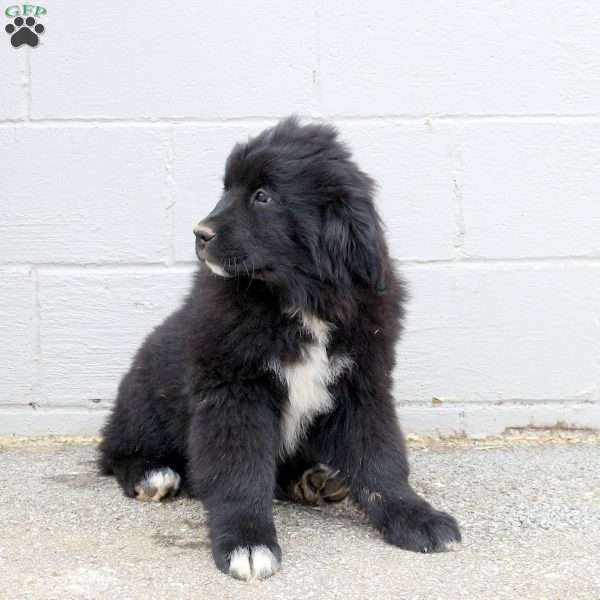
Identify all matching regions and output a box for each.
[253,189,271,204]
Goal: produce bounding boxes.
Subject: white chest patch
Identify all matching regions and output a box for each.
[269,313,352,456]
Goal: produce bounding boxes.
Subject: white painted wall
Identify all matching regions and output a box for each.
[1,1,599,436]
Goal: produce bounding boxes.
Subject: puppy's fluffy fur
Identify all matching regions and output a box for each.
[99,117,461,580]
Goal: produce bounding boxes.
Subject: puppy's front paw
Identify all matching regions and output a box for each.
[385,504,461,553]
[226,545,281,581]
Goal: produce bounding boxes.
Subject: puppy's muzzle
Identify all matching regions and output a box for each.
[193,223,216,245]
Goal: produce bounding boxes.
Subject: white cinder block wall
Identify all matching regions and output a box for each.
[1,1,600,436]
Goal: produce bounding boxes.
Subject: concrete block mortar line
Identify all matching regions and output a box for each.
[0,403,111,412]
[311,0,323,116]
[0,399,588,413]
[0,264,35,273]
[395,398,600,406]
[4,257,600,274]
[0,116,282,127]
[316,113,600,125]
[31,265,41,408]
[3,400,596,412]
[3,113,600,128]
[397,256,600,270]
[20,263,198,275]
[24,47,31,119]
[164,127,176,266]
[451,122,466,260]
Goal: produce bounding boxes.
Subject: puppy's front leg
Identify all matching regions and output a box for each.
[319,383,461,553]
[188,382,281,580]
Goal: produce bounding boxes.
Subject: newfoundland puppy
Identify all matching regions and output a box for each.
[99,117,461,580]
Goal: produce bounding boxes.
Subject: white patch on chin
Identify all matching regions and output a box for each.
[134,467,181,502]
[228,545,279,581]
[205,260,231,278]
[270,313,352,456]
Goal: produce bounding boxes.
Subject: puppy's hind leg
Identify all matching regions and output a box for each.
[98,370,185,502]
[296,464,350,505]
[98,407,184,502]
[276,456,349,505]
[106,456,182,502]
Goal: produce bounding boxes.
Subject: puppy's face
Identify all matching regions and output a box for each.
[194,173,299,280]
[193,118,385,293]
[194,122,325,282]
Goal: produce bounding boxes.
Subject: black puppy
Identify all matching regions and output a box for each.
[99,117,461,580]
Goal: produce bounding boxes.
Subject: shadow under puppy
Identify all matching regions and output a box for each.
[99,117,461,580]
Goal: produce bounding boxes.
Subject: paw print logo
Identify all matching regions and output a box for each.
[5,16,45,48]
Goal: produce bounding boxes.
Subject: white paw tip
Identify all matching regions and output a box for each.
[228,545,279,581]
[229,547,252,580]
[251,545,280,579]
[134,467,181,502]
[445,540,462,552]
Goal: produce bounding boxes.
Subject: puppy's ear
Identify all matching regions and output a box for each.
[323,201,387,294]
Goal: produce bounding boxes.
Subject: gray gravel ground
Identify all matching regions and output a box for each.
[0,432,599,600]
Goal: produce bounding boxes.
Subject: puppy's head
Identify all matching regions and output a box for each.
[194,117,387,295]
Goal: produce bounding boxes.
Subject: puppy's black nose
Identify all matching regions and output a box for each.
[194,224,216,244]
